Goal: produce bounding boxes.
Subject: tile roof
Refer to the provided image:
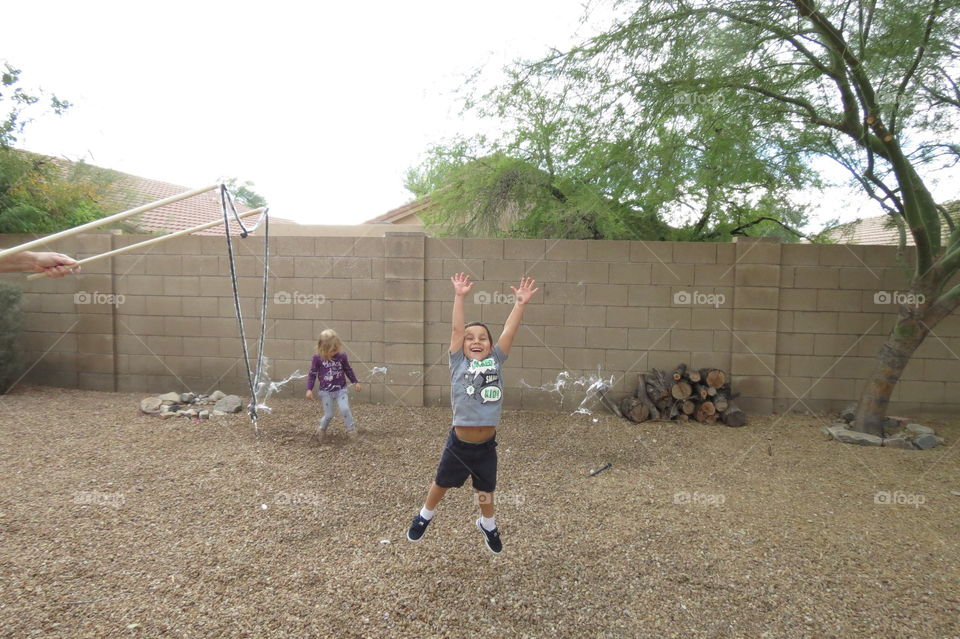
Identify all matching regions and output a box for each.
[18,150,295,236]
[112,174,300,236]
[363,197,431,225]
[825,201,959,245]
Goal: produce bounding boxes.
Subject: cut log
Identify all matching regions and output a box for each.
[619,396,649,423]
[707,386,717,397]
[671,381,693,400]
[687,369,701,383]
[714,395,729,412]
[644,369,671,401]
[668,402,680,420]
[681,399,695,415]
[695,384,709,400]
[694,401,716,423]
[672,363,687,381]
[705,369,727,389]
[677,413,690,422]
[704,413,718,425]
[636,386,660,420]
[721,401,747,427]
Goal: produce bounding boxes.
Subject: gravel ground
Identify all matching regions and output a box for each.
[0,385,958,639]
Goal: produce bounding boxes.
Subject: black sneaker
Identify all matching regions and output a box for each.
[476,518,503,554]
[407,514,432,541]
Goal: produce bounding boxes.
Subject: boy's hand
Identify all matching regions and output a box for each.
[305,390,314,400]
[510,277,539,305]
[451,272,474,297]
[353,383,362,392]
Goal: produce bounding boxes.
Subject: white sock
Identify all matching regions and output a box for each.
[419,506,435,521]
[480,515,496,531]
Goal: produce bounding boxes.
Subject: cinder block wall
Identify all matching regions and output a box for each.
[4,232,958,415]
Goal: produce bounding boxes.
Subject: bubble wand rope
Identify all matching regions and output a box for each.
[220,184,270,436]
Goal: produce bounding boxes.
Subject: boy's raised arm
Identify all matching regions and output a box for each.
[498,277,538,356]
[450,273,474,354]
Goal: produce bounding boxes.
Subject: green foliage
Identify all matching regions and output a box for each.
[0,281,22,394]
[223,178,268,209]
[409,0,957,246]
[1,63,71,149]
[0,150,118,233]
[0,66,116,234]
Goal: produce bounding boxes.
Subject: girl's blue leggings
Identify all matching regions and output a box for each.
[318,388,354,431]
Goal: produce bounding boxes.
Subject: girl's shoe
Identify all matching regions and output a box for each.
[316,427,327,441]
[476,518,503,554]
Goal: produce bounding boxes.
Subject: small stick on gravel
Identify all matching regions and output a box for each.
[588,462,612,477]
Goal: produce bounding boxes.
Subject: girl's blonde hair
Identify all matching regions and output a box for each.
[316,329,343,360]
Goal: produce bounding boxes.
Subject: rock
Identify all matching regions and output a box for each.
[905,423,935,438]
[882,435,914,449]
[913,434,939,450]
[881,418,903,438]
[183,409,198,418]
[159,392,181,404]
[951,490,960,497]
[179,392,196,404]
[827,425,883,446]
[214,395,243,413]
[822,424,848,436]
[159,411,177,419]
[139,397,163,414]
[839,404,857,423]
[212,410,227,417]
[199,410,210,420]
[210,390,226,401]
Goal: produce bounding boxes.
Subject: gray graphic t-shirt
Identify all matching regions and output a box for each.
[449,345,508,426]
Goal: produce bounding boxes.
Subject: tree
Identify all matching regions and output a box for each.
[0,151,119,234]
[415,0,959,434]
[1,63,70,149]
[0,65,122,234]
[408,19,826,242]
[223,178,268,209]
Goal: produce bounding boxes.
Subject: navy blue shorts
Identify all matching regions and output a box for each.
[434,428,497,493]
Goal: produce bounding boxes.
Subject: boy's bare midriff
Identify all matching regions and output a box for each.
[454,425,496,443]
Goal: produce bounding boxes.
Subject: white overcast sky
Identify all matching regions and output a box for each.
[5,1,957,229]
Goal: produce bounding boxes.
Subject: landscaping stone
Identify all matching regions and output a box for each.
[214,395,243,413]
[905,423,935,438]
[139,397,163,414]
[882,435,914,450]
[827,425,883,446]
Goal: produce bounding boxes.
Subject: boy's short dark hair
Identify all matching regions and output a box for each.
[464,321,493,344]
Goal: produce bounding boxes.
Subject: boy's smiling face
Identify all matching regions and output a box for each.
[463,325,492,360]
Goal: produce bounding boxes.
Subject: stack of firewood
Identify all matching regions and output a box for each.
[620,364,746,427]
